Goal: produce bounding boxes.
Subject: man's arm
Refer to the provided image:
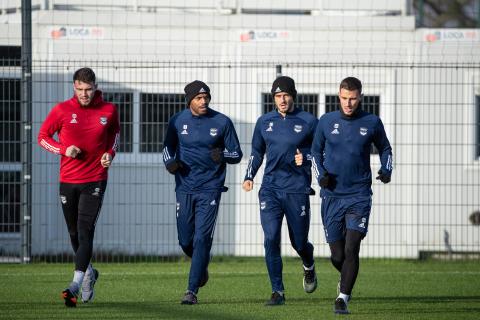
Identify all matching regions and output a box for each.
[102,106,120,168]
[38,106,69,156]
[311,117,329,186]
[105,106,120,158]
[294,117,319,167]
[373,118,393,183]
[243,119,266,187]
[220,118,243,164]
[162,115,181,174]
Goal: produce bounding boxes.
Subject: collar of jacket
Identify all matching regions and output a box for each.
[276,106,301,118]
[69,90,104,108]
[340,104,362,120]
[188,107,213,118]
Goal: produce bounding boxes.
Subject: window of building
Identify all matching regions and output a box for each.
[325,94,380,154]
[1,77,21,233]
[0,78,21,162]
[140,93,185,153]
[0,171,20,233]
[262,93,318,116]
[0,46,21,67]
[103,92,133,153]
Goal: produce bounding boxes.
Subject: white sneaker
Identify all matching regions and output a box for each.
[81,268,99,303]
[303,267,317,293]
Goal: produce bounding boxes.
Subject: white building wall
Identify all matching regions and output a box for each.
[1,2,479,258]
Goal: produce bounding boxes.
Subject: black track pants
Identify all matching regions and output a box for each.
[59,180,107,272]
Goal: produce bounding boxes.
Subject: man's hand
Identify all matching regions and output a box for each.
[319,172,330,188]
[65,145,81,158]
[101,153,112,168]
[210,147,224,164]
[376,169,391,184]
[294,149,303,166]
[242,180,253,192]
[166,161,182,174]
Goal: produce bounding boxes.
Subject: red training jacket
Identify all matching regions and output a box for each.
[38,90,120,183]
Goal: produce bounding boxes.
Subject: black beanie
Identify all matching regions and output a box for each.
[271,76,297,100]
[184,80,211,107]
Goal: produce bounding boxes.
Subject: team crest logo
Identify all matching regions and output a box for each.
[181,125,188,135]
[294,125,302,133]
[360,127,368,136]
[331,123,340,134]
[70,113,78,124]
[260,201,267,210]
[99,117,107,125]
[266,122,273,132]
[210,128,218,136]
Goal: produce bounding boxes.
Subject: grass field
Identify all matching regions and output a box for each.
[1,257,480,319]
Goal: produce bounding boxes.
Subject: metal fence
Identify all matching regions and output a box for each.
[1,60,479,262]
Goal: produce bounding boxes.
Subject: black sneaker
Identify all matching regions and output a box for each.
[265,292,285,306]
[62,288,78,308]
[303,267,317,293]
[199,268,209,287]
[334,298,349,314]
[181,291,198,305]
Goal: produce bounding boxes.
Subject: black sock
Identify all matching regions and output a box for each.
[329,239,346,272]
[339,230,363,295]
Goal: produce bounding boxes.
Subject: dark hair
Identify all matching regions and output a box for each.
[339,77,362,94]
[73,67,96,84]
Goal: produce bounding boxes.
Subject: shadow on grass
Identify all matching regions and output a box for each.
[339,295,480,316]
[349,295,480,303]
[86,301,261,320]
[1,302,253,320]
[2,295,480,319]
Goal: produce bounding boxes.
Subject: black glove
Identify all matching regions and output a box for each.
[210,148,224,164]
[319,172,331,188]
[376,169,391,184]
[166,160,182,174]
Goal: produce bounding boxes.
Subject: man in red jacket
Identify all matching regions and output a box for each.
[38,67,120,307]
